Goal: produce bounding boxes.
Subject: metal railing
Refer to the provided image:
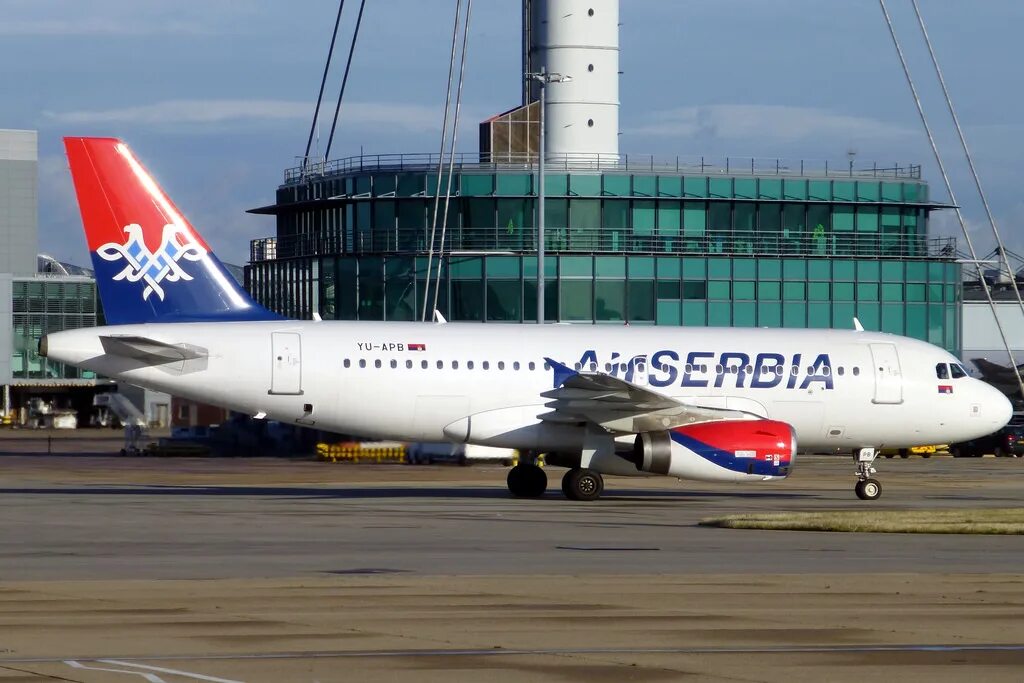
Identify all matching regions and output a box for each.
[284,152,923,185]
[251,229,955,262]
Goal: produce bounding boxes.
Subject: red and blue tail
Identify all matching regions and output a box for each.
[64,137,282,324]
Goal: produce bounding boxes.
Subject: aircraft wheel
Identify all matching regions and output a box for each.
[855,478,882,501]
[994,446,1006,458]
[562,468,603,502]
[507,464,546,498]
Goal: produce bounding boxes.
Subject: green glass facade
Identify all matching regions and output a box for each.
[247,163,960,352]
[11,278,99,380]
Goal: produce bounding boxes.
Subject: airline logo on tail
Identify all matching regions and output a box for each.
[98,223,207,301]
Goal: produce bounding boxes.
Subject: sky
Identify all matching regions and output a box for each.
[0,0,1021,267]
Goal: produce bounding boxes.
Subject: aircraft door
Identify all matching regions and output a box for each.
[869,343,903,405]
[270,332,303,395]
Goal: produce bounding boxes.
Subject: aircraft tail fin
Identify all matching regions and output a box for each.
[63,137,282,324]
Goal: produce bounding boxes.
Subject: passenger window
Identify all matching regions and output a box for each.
[452,361,459,370]
[514,361,521,371]
[791,365,798,376]
[437,360,443,369]
[574,363,582,371]
[529,362,536,371]
[544,362,551,370]
[589,362,597,372]
[498,361,505,370]
[837,367,845,376]
[406,360,413,369]
[715,364,724,374]
[421,360,428,369]
[343,359,351,368]
[951,363,967,379]
[604,363,613,372]
[359,359,366,368]
[936,363,949,379]
[390,359,397,369]
[483,361,490,370]
[822,366,831,376]
[467,360,474,370]
[374,360,382,369]
[853,367,860,376]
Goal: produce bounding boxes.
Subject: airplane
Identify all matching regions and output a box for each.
[42,137,1013,502]
[970,358,1024,398]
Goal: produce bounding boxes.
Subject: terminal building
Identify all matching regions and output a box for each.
[246,0,961,354]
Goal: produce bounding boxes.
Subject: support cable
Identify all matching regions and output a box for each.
[911,0,1024,319]
[430,0,474,319]
[420,0,463,321]
[303,0,346,170]
[879,0,1024,397]
[324,0,368,162]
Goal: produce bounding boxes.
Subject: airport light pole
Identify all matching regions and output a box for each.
[525,68,571,324]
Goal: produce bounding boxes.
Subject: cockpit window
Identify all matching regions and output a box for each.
[936,363,949,379]
[950,363,967,379]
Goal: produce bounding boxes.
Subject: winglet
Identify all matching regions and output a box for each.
[544,357,577,389]
[853,317,865,332]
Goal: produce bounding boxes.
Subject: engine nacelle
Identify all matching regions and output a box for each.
[629,420,796,483]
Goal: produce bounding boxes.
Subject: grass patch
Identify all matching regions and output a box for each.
[700,508,1024,535]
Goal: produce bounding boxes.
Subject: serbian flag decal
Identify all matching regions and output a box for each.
[938,385,953,394]
[408,343,427,351]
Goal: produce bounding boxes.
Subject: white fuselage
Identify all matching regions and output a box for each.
[45,322,1011,455]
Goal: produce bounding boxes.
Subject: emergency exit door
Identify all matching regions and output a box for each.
[869,343,903,405]
[270,332,303,395]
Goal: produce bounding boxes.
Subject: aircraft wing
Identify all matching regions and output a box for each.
[538,358,753,435]
[99,335,207,366]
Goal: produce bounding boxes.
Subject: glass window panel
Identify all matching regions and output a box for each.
[833,181,854,202]
[857,282,879,301]
[881,303,904,334]
[523,279,558,322]
[734,302,756,327]
[658,175,682,197]
[928,261,945,281]
[881,283,903,302]
[604,199,629,231]
[906,283,926,301]
[657,280,680,299]
[496,173,532,196]
[603,174,630,196]
[808,180,830,201]
[486,256,520,278]
[734,281,755,300]
[808,302,830,328]
[903,183,921,202]
[384,259,416,321]
[945,284,956,303]
[561,255,592,277]
[595,280,625,321]
[783,259,806,279]
[629,256,655,278]
[450,256,482,279]
[628,280,655,321]
[783,302,806,328]
[734,203,755,241]
[397,173,425,196]
[632,200,656,236]
[358,257,384,319]
[596,256,626,278]
[758,281,781,300]
[708,302,731,326]
[683,257,706,278]
[683,281,707,299]
[570,174,601,197]
[928,284,943,302]
[783,281,806,300]
[881,182,902,202]
[707,257,730,279]
[759,178,782,200]
[545,174,569,196]
[733,258,756,279]
[758,302,782,327]
[906,261,927,282]
[857,207,879,232]
[708,204,730,250]
[354,175,371,195]
[569,199,601,249]
[658,202,681,233]
[783,179,807,200]
[881,260,903,282]
[684,176,708,198]
[461,174,494,196]
[709,178,732,198]
[683,300,706,325]
[833,282,855,300]
[497,198,532,249]
[833,206,854,231]
[857,181,880,202]
[633,175,656,197]
[373,174,396,196]
[561,280,595,321]
[486,280,522,321]
[657,256,681,279]
[463,198,495,231]
[856,302,880,331]
[758,259,781,279]
[734,178,756,199]
[906,303,927,339]
[833,302,856,328]
[657,300,681,325]
[833,260,855,280]
[452,280,484,321]
[546,198,568,229]
[808,282,830,301]
[708,281,731,299]
[759,203,781,231]
[857,260,880,281]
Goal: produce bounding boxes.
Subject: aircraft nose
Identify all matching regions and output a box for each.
[984,382,1014,429]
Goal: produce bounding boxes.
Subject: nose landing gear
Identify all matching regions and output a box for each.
[853,447,882,500]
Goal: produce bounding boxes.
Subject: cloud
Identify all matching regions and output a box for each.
[42,99,447,133]
[626,105,913,143]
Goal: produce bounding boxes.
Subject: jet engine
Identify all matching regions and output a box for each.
[628,420,796,482]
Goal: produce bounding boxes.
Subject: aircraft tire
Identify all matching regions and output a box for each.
[507,464,546,498]
[562,468,603,502]
[855,478,882,501]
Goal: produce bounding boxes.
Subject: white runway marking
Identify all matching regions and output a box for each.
[65,659,167,682]
[100,660,245,683]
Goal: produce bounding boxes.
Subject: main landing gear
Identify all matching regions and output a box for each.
[507,462,547,498]
[561,468,604,502]
[853,447,882,501]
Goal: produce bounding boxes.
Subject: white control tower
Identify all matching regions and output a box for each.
[525,0,620,159]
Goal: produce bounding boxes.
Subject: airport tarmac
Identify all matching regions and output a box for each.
[1,448,1023,681]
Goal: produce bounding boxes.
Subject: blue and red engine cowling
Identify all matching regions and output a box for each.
[627,419,796,482]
